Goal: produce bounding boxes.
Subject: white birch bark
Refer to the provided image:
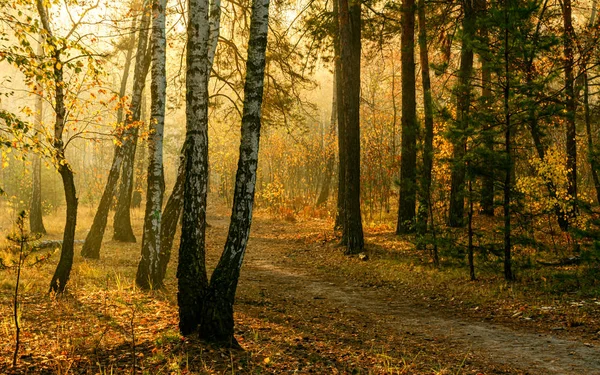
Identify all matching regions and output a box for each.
[137,0,167,290]
[199,0,270,344]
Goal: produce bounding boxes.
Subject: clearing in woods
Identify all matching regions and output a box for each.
[1,204,599,374]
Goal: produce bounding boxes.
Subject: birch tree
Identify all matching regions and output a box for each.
[136,0,168,289]
[197,0,270,345]
[163,0,221,311]
[176,0,212,333]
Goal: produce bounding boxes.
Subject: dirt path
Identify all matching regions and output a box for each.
[210,213,600,375]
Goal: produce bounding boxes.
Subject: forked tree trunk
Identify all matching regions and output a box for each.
[397,0,417,234]
[136,0,167,290]
[448,0,475,227]
[177,0,211,334]
[338,0,364,253]
[199,0,269,345]
[415,0,434,234]
[82,9,151,258]
[160,0,221,297]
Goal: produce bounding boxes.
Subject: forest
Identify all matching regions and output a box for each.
[0,0,600,372]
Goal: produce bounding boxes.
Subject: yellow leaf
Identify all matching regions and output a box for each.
[263,357,270,364]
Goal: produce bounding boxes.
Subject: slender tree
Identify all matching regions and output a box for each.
[136,0,167,289]
[338,0,364,253]
[397,0,417,234]
[81,9,151,259]
[316,67,337,207]
[198,0,270,344]
[448,0,476,227]
[416,0,435,234]
[30,42,46,235]
[502,0,513,281]
[562,0,577,226]
[584,1,600,203]
[34,0,80,294]
[334,0,346,230]
[479,0,495,216]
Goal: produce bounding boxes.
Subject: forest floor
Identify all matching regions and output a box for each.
[0,203,600,374]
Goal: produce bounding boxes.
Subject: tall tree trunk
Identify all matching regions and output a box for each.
[448,0,475,227]
[199,0,269,345]
[585,3,600,204]
[35,0,78,294]
[416,0,434,235]
[177,0,211,335]
[479,0,494,216]
[397,0,417,234]
[503,0,513,281]
[136,0,167,290]
[113,5,153,244]
[161,0,221,305]
[334,0,346,231]
[339,0,364,253]
[584,73,600,204]
[30,41,46,235]
[81,15,142,259]
[563,0,577,225]
[316,67,337,207]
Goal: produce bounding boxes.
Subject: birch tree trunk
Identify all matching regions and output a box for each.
[160,0,221,296]
[81,14,145,259]
[136,0,167,290]
[199,0,269,345]
[177,0,211,334]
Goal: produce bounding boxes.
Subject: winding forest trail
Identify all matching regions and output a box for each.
[206,211,600,374]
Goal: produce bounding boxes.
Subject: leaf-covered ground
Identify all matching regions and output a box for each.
[0,204,599,374]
